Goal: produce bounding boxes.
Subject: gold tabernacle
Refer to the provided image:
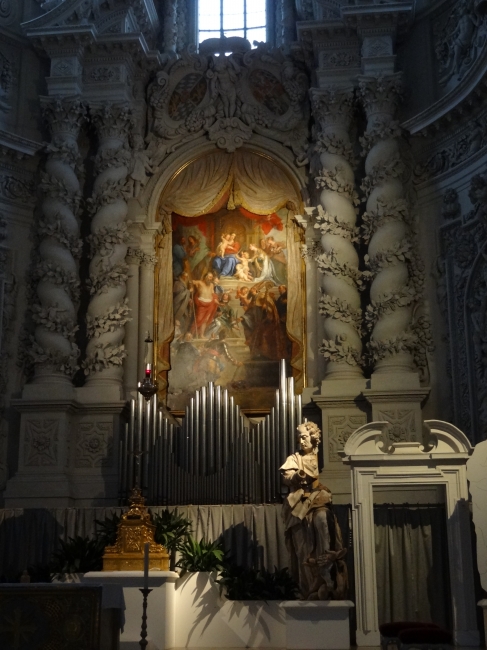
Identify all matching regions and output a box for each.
[102,486,169,571]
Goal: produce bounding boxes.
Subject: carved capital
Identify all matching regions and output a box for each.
[40,96,86,139]
[90,103,134,142]
[141,252,157,268]
[126,247,143,265]
[310,86,355,133]
[358,73,403,122]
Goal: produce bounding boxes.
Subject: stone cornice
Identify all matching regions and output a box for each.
[25,24,97,53]
[341,2,414,24]
[0,130,43,159]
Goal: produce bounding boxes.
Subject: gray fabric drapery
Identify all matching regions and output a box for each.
[0,505,352,579]
[374,505,450,628]
[0,505,288,577]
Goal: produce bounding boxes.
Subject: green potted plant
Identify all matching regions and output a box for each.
[152,508,193,570]
[50,536,104,582]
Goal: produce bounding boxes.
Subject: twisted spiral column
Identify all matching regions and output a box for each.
[359,74,422,374]
[30,97,85,383]
[83,104,133,386]
[310,87,364,379]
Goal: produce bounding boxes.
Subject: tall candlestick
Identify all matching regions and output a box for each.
[143,542,149,591]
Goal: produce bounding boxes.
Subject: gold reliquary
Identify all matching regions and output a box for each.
[102,486,169,571]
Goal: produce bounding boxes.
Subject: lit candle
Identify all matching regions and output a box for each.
[143,542,149,591]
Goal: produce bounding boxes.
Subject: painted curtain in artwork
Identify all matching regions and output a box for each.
[155,149,304,410]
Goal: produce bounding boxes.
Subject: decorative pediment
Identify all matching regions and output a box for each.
[342,419,472,460]
[146,45,310,162]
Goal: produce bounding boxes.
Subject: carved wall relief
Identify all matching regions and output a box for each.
[328,413,367,462]
[438,177,487,443]
[434,0,487,86]
[146,44,309,167]
[376,408,417,442]
[24,419,59,466]
[75,421,114,468]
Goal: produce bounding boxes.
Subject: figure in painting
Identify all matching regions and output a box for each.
[240,284,290,360]
[172,235,188,278]
[190,272,220,338]
[168,209,295,411]
[280,421,348,600]
[173,271,192,334]
[212,233,241,277]
[233,251,255,282]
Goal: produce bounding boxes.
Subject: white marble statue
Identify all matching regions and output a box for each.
[280,420,348,600]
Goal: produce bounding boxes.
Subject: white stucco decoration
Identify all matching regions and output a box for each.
[342,420,478,647]
[466,440,487,594]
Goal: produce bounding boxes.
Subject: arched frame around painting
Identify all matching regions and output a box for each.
[153,147,306,414]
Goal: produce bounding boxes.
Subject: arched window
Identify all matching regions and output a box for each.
[198,0,267,47]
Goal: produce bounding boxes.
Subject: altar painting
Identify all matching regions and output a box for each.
[167,207,293,411]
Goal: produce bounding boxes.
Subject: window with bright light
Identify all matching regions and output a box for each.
[198,0,267,47]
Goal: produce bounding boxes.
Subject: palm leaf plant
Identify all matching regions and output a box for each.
[50,536,105,579]
[216,565,298,600]
[95,512,122,547]
[152,508,193,570]
[176,537,225,575]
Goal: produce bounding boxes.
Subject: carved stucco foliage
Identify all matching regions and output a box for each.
[83,103,133,382]
[358,74,432,374]
[24,419,59,466]
[25,97,85,380]
[75,421,113,468]
[328,414,367,462]
[309,86,364,376]
[146,44,309,166]
[413,116,487,184]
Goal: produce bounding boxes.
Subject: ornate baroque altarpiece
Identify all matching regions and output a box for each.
[154,149,305,412]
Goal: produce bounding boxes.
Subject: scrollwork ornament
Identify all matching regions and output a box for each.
[0,1,12,19]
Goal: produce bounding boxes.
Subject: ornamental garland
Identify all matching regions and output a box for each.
[37,217,83,258]
[360,156,405,197]
[319,293,362,329]
[86,299,131,338]
[313,205,360,242]
[361,197,410,243]
[31,304,78,340]
[319,334,362,366]
[82,341,127,375]
[316,250,370,289]
[315,132,357,168]
[27,337,79,376]
[315,168,360,206]
[86,222,130,257]
[87,261,129,295]
[39,173,82,212]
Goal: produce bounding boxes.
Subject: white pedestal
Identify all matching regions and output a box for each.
[175,572,286,648]
[83,570,178,650]
[280,601,354,650]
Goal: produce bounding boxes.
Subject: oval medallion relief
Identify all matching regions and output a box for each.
[168,73,208,121]
[248,69,290,116]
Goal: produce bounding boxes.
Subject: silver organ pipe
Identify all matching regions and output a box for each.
[121,361,304,505]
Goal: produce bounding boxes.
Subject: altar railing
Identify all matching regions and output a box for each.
[119,360,302,504]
